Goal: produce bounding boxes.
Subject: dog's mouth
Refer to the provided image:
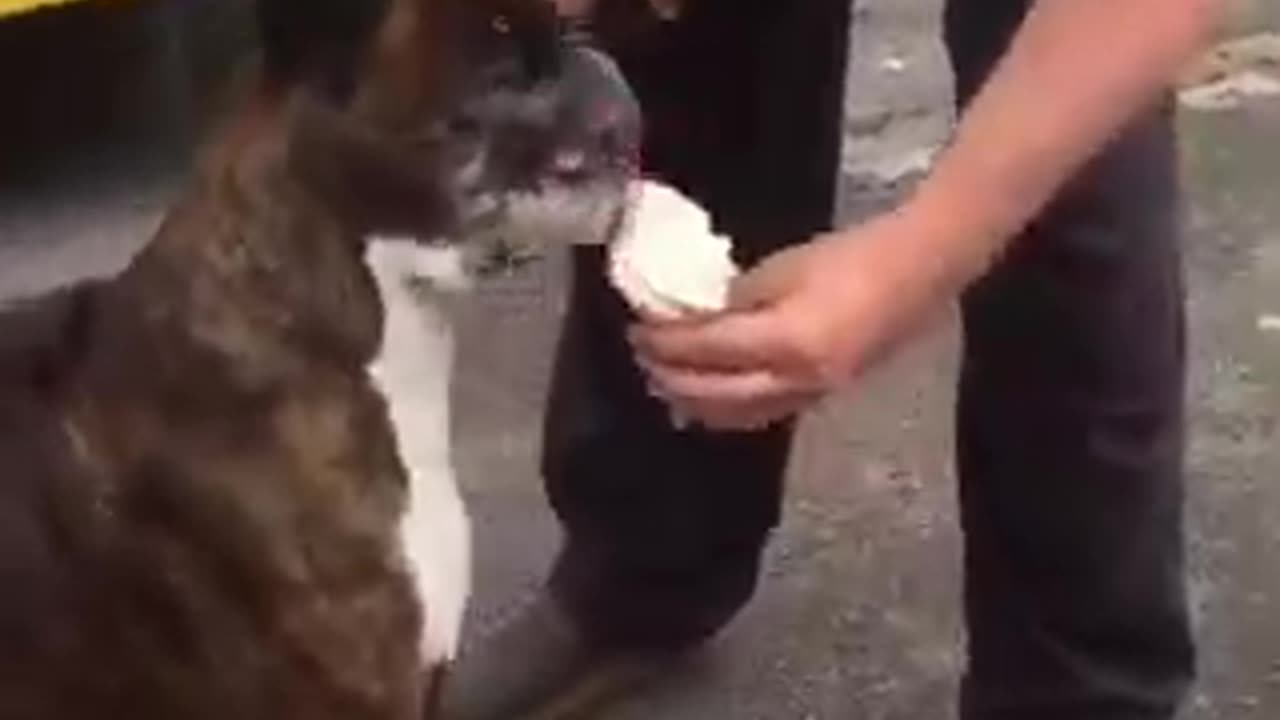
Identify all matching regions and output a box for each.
[452,170,632,276]
[444,45,641,276]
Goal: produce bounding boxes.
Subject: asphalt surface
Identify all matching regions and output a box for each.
[1,1,1277,718]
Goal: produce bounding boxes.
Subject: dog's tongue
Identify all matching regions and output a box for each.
[609,181,739,319]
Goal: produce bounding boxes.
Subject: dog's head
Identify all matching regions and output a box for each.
[255,0,641,268]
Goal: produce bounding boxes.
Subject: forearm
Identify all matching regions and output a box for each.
[889,0,1223,291]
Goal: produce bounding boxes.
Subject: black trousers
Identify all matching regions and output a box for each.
[540,1,1196,717]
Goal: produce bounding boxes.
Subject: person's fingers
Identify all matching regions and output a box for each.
[629,302,710,327]
[629,312,786,372]
[688,396,807,432]
[641,363,791,405]
[667,388,816,432]
[638,362,818,430]
[725,248,805,312]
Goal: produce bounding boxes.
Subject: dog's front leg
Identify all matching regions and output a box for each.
[365,238,474,714]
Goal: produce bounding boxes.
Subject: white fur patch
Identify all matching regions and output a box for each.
[364,237,472,665]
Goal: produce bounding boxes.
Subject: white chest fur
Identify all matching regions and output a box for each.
[364,237,473,666]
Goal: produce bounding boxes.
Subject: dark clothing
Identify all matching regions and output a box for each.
[540,1,1196,718]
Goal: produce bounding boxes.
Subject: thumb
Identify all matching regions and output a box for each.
[726,246,807,311]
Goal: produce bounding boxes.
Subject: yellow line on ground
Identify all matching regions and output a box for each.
[0,0,106,20]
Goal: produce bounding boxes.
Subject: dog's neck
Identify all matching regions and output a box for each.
[93,102,386,401]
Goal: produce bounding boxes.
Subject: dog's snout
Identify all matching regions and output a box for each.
[560,46,641,166]
[594,109,635,158]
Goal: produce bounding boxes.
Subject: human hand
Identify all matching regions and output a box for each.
[628,210,953,431]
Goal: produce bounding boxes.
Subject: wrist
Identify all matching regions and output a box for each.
[812,213,952,379]
[894,167,1024,290]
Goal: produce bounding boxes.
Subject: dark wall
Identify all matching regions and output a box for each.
[0,0,256,184]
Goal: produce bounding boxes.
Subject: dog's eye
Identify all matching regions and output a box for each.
[470,7,559,86]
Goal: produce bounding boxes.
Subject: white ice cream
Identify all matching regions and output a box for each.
[609,181,739,319]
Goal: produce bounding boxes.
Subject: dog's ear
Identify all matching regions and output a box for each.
[255,0,395,97]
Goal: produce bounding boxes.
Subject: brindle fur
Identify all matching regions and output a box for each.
[1,101,420,720]
[0,0,636,717]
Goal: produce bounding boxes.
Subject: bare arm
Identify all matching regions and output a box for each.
[888,0,1223,291]
[629,0,1228,430]
[562,0,1221,294]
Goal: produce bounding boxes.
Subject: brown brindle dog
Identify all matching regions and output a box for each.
[0,1,638,718]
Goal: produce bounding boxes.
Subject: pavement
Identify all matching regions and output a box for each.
[1,1,1278,718]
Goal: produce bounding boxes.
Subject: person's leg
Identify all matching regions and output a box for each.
[945,3,1197,718]
[441,4,850,717]
[543,0,852,652]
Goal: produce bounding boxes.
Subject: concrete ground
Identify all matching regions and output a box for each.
[1,1,1277,718]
